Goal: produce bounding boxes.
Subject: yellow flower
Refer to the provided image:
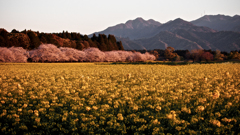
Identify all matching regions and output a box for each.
[221,117,232,123]
[12,99,17,104]
[196,106,205,112]
[210,119,221,127]
[225,72,229,76]
[155,106,162,111]
[213,90,220,99]
[133,106,138,111]
[17,84,23,89]
[152,119,160,124]
[92,106,98,110]
[22,104,28,108]
[117,113,124,121]
[74,118,79,122]
[166,111,176,120]
[127,73,131,79]
[62,117,67,122]
[86,106,91,111]
[35,118,41,123]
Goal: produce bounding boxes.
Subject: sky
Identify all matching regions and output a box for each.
[0,0,240,35]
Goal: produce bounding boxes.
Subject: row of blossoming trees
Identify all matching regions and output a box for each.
[1,45,239,63]
[0,44,156,63]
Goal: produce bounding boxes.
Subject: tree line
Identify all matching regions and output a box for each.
[144,47,240,62]
[0,29,124,51]
[1,28,239,62]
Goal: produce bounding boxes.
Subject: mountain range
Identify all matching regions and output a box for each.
[90,14,240,52]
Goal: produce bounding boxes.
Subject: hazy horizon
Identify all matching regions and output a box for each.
[1,0,240,35]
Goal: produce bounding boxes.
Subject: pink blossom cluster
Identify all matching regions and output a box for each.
[0,44,155,62]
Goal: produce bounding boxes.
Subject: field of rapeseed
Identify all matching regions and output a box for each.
[0,63,239,135]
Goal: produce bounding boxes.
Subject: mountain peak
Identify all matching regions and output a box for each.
[166,18,193,26]
[191,14,240,32]
[125,17,161,29]
[147,19,162,26]
[173,18,189,23]
[135,17,145,21]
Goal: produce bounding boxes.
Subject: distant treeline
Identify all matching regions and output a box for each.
[133,48,240,62]
[0,29,124,51]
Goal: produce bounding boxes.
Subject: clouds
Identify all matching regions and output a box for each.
[0,44,155,63]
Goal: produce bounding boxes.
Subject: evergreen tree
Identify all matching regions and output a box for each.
[91,34,98,41]
[62,31,67,39]
[76,40,83,50]
[0,35,5,47]
[0,29,11,47]
[66,31,71,39]
[21,29,27,34]
[98,34,107,51]
[11,29,19,33]
[39,34,47,43]
[27,31,41,49]
[117,41,124,50]
[83,35,89,41]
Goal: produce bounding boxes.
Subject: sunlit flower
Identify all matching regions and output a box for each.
[221,117,232,123]
[35,118,41,123]
[225,72,229,76]
[117,113,124,121]
[86,106,91,111]
[152,119,160,125]
[133,106,138,111]
[22,104,28,108]
[213,90,220,99]
[196,106,205,112]
[210,119,221,127]
[166,111,176,120]
[155,106,161,111]
[127,73,131,79]
[92,106,98,110]
[17,84,23,89]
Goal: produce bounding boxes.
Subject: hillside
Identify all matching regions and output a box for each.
[90,17,162,40]
[0,29,124,51]
[191,14,240,32]
[92,16,240,52]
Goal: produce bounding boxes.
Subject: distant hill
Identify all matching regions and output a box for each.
[191,14,240,32]
[90,17,162,40]
[91,16,240,52]
[0,29,124,51]
[133,29,240,52]
[135,31,203,50]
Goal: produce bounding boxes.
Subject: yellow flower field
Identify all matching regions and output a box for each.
[0,63,240,134]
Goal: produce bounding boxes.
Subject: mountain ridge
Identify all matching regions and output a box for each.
[90,17,162,40]
[90,15,240,52]
[191,14,240,32]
